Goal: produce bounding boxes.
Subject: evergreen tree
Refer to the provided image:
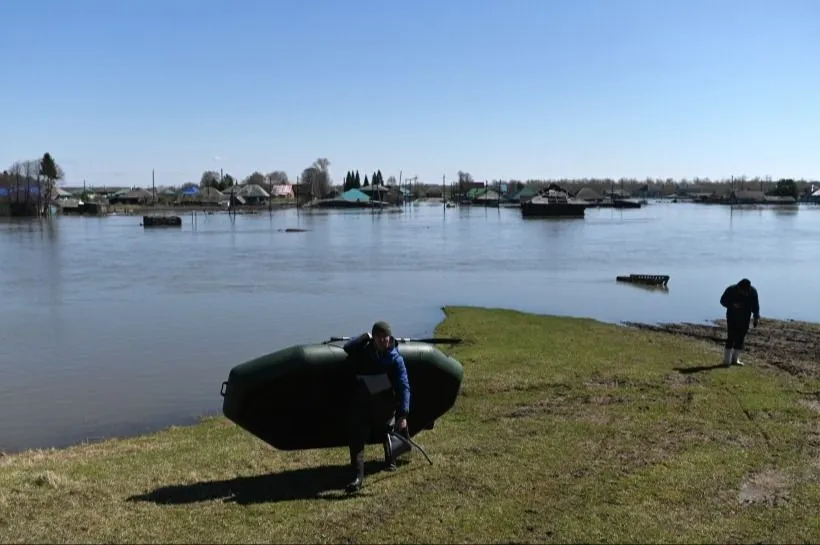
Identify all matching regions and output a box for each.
[363,175,369,186]
[355,170,361,187]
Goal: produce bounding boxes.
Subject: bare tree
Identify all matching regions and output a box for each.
[456,170,474,201]
[266,170,289,185]
[7,162,23,207]
[22,160,38,213]
[300,158,331,199]
[313,158,330,173]
[200,170,221,188]
[242,171,266,186]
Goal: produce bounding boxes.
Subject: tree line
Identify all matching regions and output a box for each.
[3,149,814,212]
[194,157,331,199]
[197,169,289,192]
[194,160,400,200]
[1,153,64,216]
[341,170,395,191]
[168,158,820,201]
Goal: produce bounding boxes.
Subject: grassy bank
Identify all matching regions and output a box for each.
[2,307,820,543]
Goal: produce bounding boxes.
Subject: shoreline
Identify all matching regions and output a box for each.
[2,305,819,542]
[624,316,820,378]
[2,309,817,458]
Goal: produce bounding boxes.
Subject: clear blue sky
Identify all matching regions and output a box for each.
[3,0,819,187]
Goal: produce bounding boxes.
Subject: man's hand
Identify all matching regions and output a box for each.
[753,316,759,328]
[396,417,407,430]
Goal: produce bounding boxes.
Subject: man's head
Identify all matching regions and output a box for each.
[738,278,751,294]
[371,321,393,351]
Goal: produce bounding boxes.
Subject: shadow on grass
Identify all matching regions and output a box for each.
[674,364,729,374]
[127,460,409,505]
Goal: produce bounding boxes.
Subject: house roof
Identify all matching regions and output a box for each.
[574,187,602,201]
[512,186,539,199]
[200,186,224,199]
[272,185,293,196]
[236,184,270,198]
[342,188,370,201]
[473,189,501,200]
[121,189,153,200]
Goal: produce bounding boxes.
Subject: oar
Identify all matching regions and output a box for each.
[325,336,462,345]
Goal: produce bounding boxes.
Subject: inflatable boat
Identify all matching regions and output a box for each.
[220,338,464,451]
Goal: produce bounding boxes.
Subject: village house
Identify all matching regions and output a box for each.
[270,184,294,199]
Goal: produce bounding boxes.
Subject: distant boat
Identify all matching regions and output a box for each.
[520,189,586,218]
[613,198,642,209]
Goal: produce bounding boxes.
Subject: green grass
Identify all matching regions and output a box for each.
[2,306,820,544]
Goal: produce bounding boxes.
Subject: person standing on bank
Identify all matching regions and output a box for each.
[342,321,411,494]
[720,278,760,367]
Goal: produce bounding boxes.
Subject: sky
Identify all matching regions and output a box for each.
[2,0,819,188]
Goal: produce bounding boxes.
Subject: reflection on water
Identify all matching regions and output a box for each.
[0,203,819,453]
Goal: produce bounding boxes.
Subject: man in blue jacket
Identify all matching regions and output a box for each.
[720,278,760,366]
[342,320,411,494]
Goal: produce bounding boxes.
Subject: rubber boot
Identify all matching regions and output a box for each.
[731,349,744,366]
[383,435,397,472]
[723,348,732,367]
[345,452,365,494]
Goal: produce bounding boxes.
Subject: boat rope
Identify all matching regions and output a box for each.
[388,430,434,465]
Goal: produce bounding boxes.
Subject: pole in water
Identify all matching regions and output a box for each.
[442,174,446,214]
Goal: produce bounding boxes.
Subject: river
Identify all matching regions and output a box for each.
[1,201,818,453]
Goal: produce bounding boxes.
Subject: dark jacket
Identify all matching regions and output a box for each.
[343,334,411,418]
[720,283,760,325]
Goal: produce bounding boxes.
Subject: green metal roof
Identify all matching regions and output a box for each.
[342,188,371,202]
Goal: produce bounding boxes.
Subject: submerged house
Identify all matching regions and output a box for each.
[306,187,396,209]
[573,187,604,204]
[507,186,539,203]
[467,188,501,206]
[235,184,270,205]
[730,190,797,205]
[109,188,155,205]
[271,184,294,199]
[341,188,370,203]
[730,190,765,204]
[179,186,224,206]
[359,184,404,205]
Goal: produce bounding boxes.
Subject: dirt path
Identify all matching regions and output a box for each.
[624,317,820,378]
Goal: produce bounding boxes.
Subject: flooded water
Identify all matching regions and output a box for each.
[1,202,818,453]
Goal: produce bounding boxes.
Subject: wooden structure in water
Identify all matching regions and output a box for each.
[142,215,182,228]
[616,274,670,287]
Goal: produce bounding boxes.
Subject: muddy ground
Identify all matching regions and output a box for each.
[624,317,820,378]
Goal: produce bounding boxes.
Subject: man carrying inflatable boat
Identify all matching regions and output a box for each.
[343,320,411,494]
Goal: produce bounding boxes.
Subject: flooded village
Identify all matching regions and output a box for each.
[2,156,820,218]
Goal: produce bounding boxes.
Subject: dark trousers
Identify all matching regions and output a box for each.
[725,318,749,349]
[347,384,395,474]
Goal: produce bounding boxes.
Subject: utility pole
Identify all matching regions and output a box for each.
[442,174,446,214]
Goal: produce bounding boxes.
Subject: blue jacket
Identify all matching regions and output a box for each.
[343,335,411,417]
